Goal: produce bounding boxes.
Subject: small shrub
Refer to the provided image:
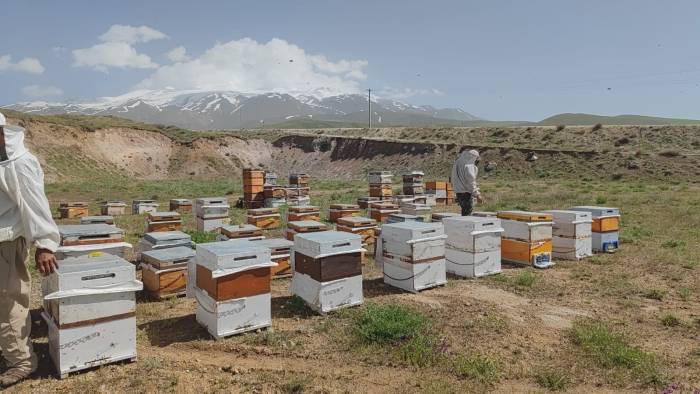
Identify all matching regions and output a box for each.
[515,270,536,287]
[354,304,427,344]
[595,195,608,204]
[678,287,691,301]
[643,289,666,301]
[397,334,443,367]
[184,230,218,244]
[660,314,681,327]
[555,125,566,132]
[535,368,570,391]
[661,239,685,249]
[453,354,501,385]
[659,150,680,158]
[592,123,603,131]
[615,137,630,146]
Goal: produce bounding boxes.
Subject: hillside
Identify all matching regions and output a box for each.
[538,113,700,126]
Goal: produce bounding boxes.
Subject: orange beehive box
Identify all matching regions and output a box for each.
[497,211,552,222]
[271,255,291,277]
[287,212,321,222]
[426,181,448,190]
[336,225,376,244]
[196,265,271,301]
[592,217,620,232]
[247,215,281,229]
[59,207,89,219]
[142,266,187,299]
[244,184,265,193]
[501,239,552,265]
[369,184,393,197]
[147,221,182,232]
[329,204,361,222]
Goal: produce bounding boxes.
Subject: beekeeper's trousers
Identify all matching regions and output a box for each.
[0,237,37,373]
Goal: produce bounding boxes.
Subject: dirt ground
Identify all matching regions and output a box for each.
[5,177,699,394]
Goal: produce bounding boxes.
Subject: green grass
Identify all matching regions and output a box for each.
[534,368,570,391]
[570,320,665,386]
[643,289,666,301]
[281,374,309,394]
[515,270,537,287]
[452,354,501,385]
[184,229,218,244]
[354,304,428,344]
[659,314,681,327]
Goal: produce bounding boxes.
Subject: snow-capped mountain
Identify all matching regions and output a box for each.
[4,88,481,130]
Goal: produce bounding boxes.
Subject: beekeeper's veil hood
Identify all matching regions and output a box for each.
[0,112,29,164]
[456,149,480,166]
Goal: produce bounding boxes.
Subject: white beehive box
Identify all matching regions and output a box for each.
[381,221,446,262]
[592,231,619,253]
[431,212,460,222]
[552,236,592,260]
[445,248,501,278]
[569,206,620,218]
[368,171,393,184]
[195,197,230,218]
[401,203,432,220]
[387,213,423,224]
[43,311,137,379]
[55,242,132,260]
[196,216,230,232]
[196,241,271,273]
[500,219,552,242]
[443,216,503,253]
[545,210,593,238]
[291,272,363,314]
[293,231,363,259]
[382,258,447,293]
[132,200,159,215]
[194,289,271,339]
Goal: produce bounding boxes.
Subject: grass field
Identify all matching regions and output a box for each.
[11,176,700,393]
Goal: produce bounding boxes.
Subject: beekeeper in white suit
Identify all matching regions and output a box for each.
[451,148,484,216]
[0,112,59,387]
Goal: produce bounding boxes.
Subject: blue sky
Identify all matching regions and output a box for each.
[2,0,699,121]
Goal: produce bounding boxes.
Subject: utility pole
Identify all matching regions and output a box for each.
[367,88,372,129]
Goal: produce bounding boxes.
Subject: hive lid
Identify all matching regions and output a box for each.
[170,198,192,204]
[569,206,620,217]
[443,216,504,234]
[289,205,320,213]
[338,216,377,227]
[196,241,272,274]
[103,200,126,206]
[195,197,229,205]
[432,212,460,219]
[80,216,114,224]
[288,220,328,231]
[247,238,294,249]
[141,246,195,263]
[248,207,279,215]
[220,224,262,233]
[149,211,181,219]
[44,254,141,299]
[330,204,360,210]
[143,231,191,244]
[497,210,552,222]
[133,199,156,204]
[59,224,123,237]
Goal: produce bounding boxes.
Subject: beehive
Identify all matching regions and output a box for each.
[336,216,378,246]
[329,204,361,222]
[289,173,310,187]
[80,216,114,225]
[426,181,455,205]
[497,211,553,267]
[368,202,401,223]
[443,216,504,278]
[357,196,381,209]
[287,205,321,222]
[59,224,124,247]
[569,206,621,253]
[247,207,282,229]
[287,196,311,207]
[195,197,230,232]
[138,231,193,257]
[141,246,194,299]
[132,200,159,215]
[101,201,126,216]
[58,202,89,219]
[401,203,432,221]
[286,220,329,241]
[431,212,460,222]
[243,169,266,204]
[545,210,593,260]
[402,171,424,195]
[169,199,192,213]
[291,231,364,314]
[41,254,141,378]
[247,238,294,277]
[193,242,275,339]
[219,224,264,240]
[147,212,182,232]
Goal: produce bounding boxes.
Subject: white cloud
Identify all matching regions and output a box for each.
[166,46,190,63]
[0,55,45,74]
[72,25,166,71]
[138,38,368,97]
[21,85,63,98]
[377,87,444,99]
[99,24,167,44]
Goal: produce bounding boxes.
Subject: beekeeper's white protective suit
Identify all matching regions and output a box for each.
[0,112,59,380]
[450,149,482,198]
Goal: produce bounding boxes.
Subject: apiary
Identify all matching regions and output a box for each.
[132,199,159,215]
[336,216,378,246]
[544,210,593,260]
[147,212,182,232]
[497,211,553,268]
[289,173,310,187]
[291,231,364,314]
[101,201,126,216]
[329,204,361,222]
[141,246,195,299]
[193,242,275,339]
[286,220,329,241]
[220,224,265,240]
[443,216,504,278]
[381,221,447,293]
[41,254,141,378]
[59,224,124,247]
[80,216,114,225]
[169,198,192,213]
[569,206,620,253]
[368,202,401,223]
[401,203,432,221]
[247,207,282,229]
[431,212,460,222]
[195,197,230,232]
[287,205,321,222]
[59,202,89,219]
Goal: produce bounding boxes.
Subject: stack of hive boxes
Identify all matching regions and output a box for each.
[329,204,361,223]
[497,211,554,268]
[426,182,455,205]
[243,168,265,209]
[368,202,401,223]
[286,220,329,241]
[443,216,504,278]
[80,216,114,225]
[380,221,447,293]
[402,171,425,195]
[219,224,264,241]
[413,194,437,207]
[368,171,393,200]
[287,205,321,222]
[138,231,193,255]
[141,246,194,299]
[290,173,310,187]
[101,201,126,216]
[41,254,142,378]
[195,197,230,232]
[387,213,423,224]
[193,242,275,339]
[58,202,89,219]
[247,207,282,229]
[431,212,460,223]
[357,196,380,209]
[265,172,278,186]
[169,199,192,213]
[291,231,364,314]
[228,238,295,277]
[392,195,416,206]
[132,199,159,215]
[56,224,131,260]
[286,186,311,206]
[336,216,378,255]
[545,210,593,260]
[147,212,182,232]
[570,206,620,253]
[264,183,287,208]
[401,203,432,222]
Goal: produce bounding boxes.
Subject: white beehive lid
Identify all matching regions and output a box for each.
[569,206,620,218]
[294,231,363,258]
[43,254,141,299]
[196,241,271,273]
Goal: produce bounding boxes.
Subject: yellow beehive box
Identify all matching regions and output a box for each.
[501,239,552,266]
[497,210,552,222]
